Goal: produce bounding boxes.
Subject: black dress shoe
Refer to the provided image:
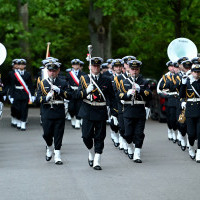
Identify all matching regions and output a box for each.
[190,155,195,160]
[181,146,186,151]
[124,149,128,154]
[88,159,93,167]
[46,156,52,161]
[11,123,17,127]
[55,161,63,165]
[134,159,142,163]
[196,160,200,163]
[21,128,26,131]
[119,147,124,150]
[177,141,181,146]
[173,139,177,143]
[128,153,133,160]
[93,165,102,170]
[114,142,120,147]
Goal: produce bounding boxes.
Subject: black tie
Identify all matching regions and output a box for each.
[94,76,97,82]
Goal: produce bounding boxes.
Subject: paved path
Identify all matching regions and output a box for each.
[0,107,199,200]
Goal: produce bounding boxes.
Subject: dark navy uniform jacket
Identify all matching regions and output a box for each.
[113,73,129,114]
[66,69,86,89]
[76,73,118,121]
[10,70,34,100]
[179,78,200,118]
[119,74,152,119]
[159,72,177,107]
[36,77,73,119]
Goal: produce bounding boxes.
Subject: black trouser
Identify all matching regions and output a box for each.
[82,119,106,154]
[118,113,125,138]
[166,106,177,131]
[14,99,28,122]
[177,122,187,136]
[42,118,65,150]
[186,117,200,149]
[11,104,20,119]
[124,117,146,148]
[68,99,81,119]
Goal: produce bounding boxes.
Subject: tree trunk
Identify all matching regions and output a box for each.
[18,0,31,73]
[88,0,112,60]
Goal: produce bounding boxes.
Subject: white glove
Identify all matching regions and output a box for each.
[52,85,60,94]
[182,76,187,84]
[86,84,94,94]
[133,83,140,92]
[31,96,36,102]
[186,70,191,76]
[162,89,168,96]
[181,102,186,109]
[127,89,134,97]
[46,91,54,101]
[3,96,6,101]
[10,98,14,104]
[86,94,91,100]
[188,74,196,84]
[111,115,118,126]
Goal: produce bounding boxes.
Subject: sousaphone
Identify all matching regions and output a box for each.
[0,43,6,119]
[0,43,7,66]
[167,38,198,62]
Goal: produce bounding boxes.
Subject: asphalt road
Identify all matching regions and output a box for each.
[0,107,199,200]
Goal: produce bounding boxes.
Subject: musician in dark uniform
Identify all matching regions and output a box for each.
[157,61,180,142]
[36,61,73,165]
[66,59,86,129]
[4,59,20,127]
[9,59,35,130]
[119,60,152,163]
[103,59,114,77]
[114,55,136,154]
[100,63,108,74]
[179,59,200,162]
[171,58,191,150]
[109,59,123,148]
[76,57,118,170]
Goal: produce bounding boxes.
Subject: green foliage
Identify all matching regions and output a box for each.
[0,0,200,80]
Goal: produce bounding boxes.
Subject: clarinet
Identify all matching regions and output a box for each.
[131,76,136,106]
[49,77,54,109]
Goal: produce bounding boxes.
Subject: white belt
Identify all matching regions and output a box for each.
[15,86,23,89]
[121,100,146,105]
[187,98,200,102]
[45,100,64,105]
[83,99,106,106]
[167,92,178,95]
[71,86,78,90]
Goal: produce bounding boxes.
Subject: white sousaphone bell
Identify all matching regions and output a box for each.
[0,43,7,66]
[167,37,198,62]
[0,43,7,119]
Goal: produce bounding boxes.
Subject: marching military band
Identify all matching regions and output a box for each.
[1,41,200,169]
